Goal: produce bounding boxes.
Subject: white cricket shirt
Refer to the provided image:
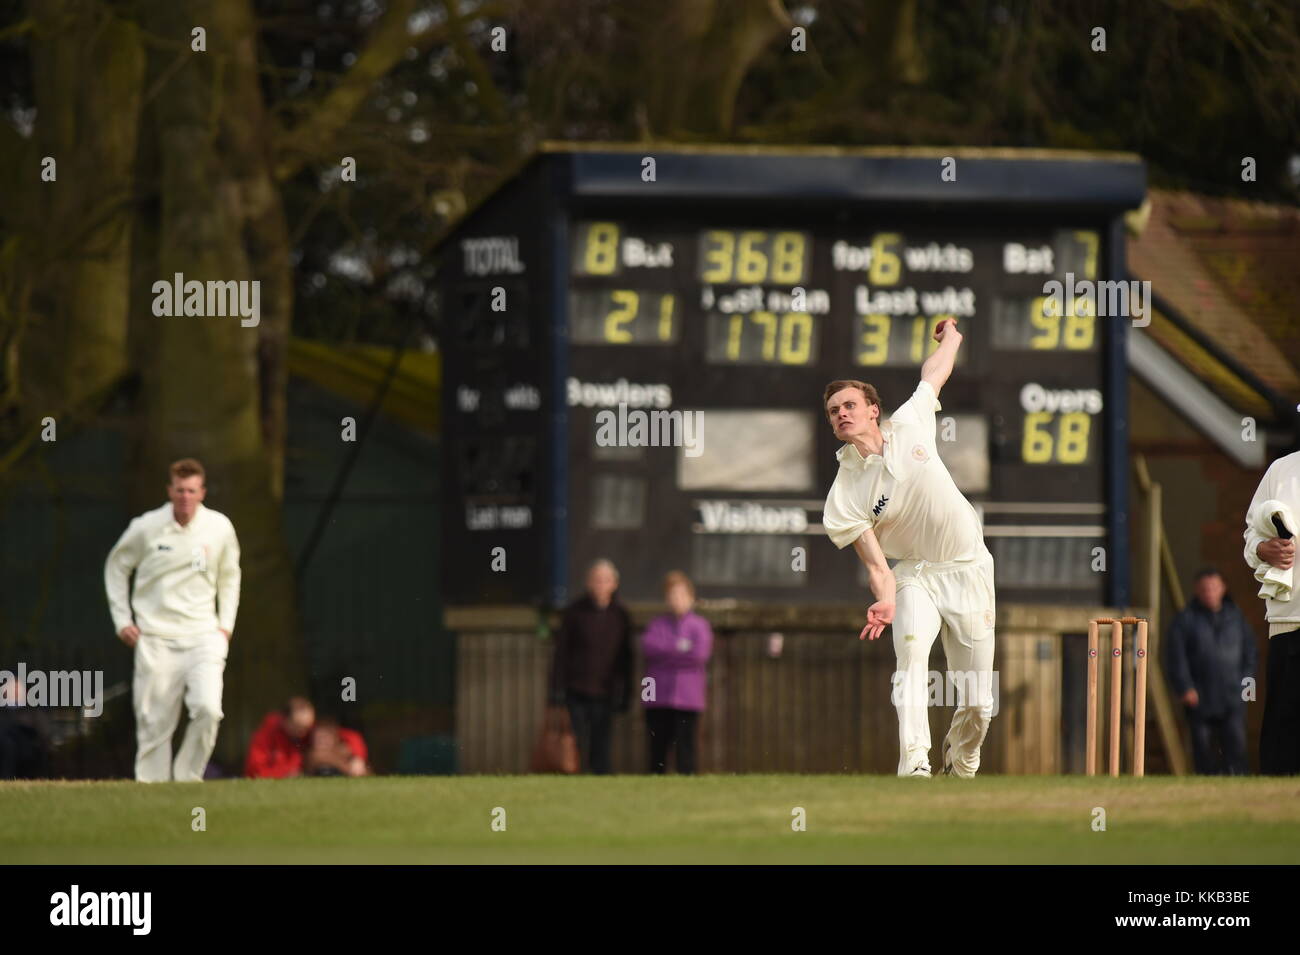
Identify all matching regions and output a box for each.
[105,502,242,637]
[1243,450,1300,636]
[823,380,985,562]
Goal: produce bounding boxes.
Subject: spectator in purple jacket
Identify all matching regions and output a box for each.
[642,571,713,774]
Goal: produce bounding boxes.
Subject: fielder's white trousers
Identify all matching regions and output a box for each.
[890,550,996,778]
[133,631,228,782]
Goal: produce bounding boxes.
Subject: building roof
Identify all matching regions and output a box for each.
[1141,309,1274,420]
[1128,189,1300,417]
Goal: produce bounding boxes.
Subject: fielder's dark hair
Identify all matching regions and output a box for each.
[823,379,881,413]
[169,457,206,484]
[1193,566,1224,583]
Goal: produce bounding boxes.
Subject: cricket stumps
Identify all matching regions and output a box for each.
[1086,616,1148,777]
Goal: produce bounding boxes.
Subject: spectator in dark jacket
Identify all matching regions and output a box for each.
[642,571,713,775]
[0,678,51,779]
[548,559,632,775]
[1165,568,1257,775]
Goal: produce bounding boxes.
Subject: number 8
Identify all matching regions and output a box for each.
[584,223,619,275]
[1058,413,1090,463]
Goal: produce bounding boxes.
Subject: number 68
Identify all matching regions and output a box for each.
[1022,412,1090,464]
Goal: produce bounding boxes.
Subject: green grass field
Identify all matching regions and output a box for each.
[4,775,1300,864]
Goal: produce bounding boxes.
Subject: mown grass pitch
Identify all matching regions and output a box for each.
[4,775,1300,864]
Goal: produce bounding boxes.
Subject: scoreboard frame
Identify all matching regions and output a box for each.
[438,143,1147,610]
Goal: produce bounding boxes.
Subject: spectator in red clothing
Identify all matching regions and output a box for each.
[303,718,370,776]
[245,697,315,778]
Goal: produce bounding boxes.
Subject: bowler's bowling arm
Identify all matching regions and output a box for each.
[852,526,896,610]
[921,322,962,398]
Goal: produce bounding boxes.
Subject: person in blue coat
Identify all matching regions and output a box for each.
[1164,568,1258,775]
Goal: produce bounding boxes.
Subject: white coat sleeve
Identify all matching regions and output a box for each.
[823,474,874,550]
[888,380,942,444]
[105,518,144,635]
[216,518,242,634]
[1243,463,1278,571]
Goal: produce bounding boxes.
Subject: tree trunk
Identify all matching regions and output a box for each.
[642,0,791,137]
[138,0,303,768]
[209,0,293,502]
[22,0,143,417]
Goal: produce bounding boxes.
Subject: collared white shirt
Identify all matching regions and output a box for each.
[105,502,241,637]
[823,380,985,562]
[1243,450,1300,635]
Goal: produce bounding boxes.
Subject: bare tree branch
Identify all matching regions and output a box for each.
[273,1,500,182]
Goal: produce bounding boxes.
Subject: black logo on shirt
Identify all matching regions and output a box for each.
[156,543,172,551]
[872,495,889,517]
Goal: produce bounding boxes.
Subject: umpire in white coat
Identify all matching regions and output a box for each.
[105,458,241,782]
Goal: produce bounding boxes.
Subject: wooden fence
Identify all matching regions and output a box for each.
[452,604,1144,775]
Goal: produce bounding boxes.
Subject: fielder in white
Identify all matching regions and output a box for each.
[105,458,241,782]
[822,319,996,777]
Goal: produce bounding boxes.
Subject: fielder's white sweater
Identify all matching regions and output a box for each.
[105,502,241,638]
[1243,450,1300,637]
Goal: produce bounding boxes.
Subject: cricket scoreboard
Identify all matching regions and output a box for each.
[439,145,1146,609]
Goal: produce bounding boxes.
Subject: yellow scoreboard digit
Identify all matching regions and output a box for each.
[855,314,964,367]
[573,222,622,276]
[709,311,816,365]
[1021,411,1093,464]
[570,288,677,344]
[697,230,809,285]
[1026,295,1095,350]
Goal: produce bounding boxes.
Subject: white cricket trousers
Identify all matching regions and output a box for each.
[890,550,997,777]
[133,631,228,782]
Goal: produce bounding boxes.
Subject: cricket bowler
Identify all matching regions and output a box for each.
[821,318,996,777]
[105,458,241,782]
